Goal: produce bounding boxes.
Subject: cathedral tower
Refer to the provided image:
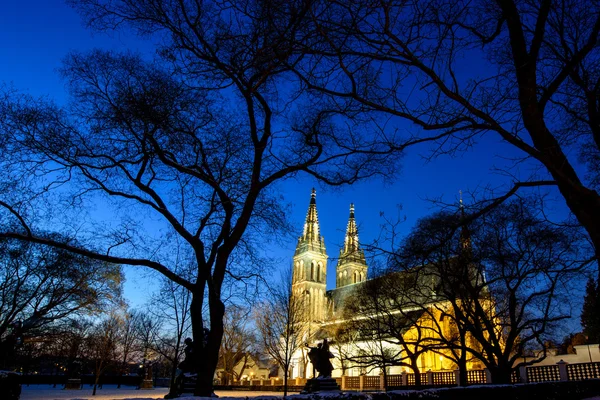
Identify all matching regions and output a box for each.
[292,189,328,322]
[336,204,368,287]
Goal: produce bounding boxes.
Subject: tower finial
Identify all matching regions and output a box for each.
[343,203,359,253]
[302,188,320,242]
[337,203,367,288]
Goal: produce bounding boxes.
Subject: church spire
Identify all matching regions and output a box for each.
[302,188,321,243]
[295,189,326,256]
[292,189,328,322]
[336,203,367,288]
[342,203,359,254]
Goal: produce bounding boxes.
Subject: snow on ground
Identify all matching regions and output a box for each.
[20,385,297,400]
[19,385,600,400]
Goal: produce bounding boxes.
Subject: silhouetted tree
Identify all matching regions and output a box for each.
[293,0,600,270]
[343,274,431,386]
[146,276,191,397]
[0,238,122,369]
[581,277,600,343]
[395,198,591,383]
[85,314,121,396]
[255,271,307,396]
[0,0,402,394]
[218,305,257,384]
[115,311,138,389]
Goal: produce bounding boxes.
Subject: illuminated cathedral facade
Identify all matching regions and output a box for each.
[289,189,486,379]
[291,189,367,323]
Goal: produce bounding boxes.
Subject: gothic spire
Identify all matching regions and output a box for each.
[339,203,366,262]
[343,203,359,254]
[302,188,320,243]
[295,189,327,256]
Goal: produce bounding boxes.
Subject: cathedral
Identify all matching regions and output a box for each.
[291,188,367,323]
[289,189,486,379]
[290,188,374,378]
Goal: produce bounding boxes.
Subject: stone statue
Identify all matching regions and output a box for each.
[0,321,23,370]
[306,339,335,378]
[178,338,196,373]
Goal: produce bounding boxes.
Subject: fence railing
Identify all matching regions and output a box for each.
[567,362,600,380]
[228,359,598,391]
[432,371,456,385]
[526,364,560,383]
[466,369,486,385]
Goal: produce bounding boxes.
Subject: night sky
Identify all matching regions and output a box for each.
[0,0,566,307]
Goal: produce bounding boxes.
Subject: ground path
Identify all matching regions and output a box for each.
[19,384,600,400]
[21,385,299,400]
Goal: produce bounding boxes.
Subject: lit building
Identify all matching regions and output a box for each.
[289,189,487,378]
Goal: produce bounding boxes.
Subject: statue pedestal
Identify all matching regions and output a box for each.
[64,379,81,390]
[139,379,154,389]
[302,378,340,393]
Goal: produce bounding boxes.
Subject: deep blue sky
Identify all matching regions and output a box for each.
[0,0,558,307]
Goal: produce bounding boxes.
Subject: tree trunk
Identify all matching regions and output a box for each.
[458,363,468,387]
[283,366,288,397]
[458,350,468,387]
[410,357,421,386]
[382,365,388,392]
[488,365,512,384]
[192,287,226,396]
[167,339,180,398]
[92,373,99,396]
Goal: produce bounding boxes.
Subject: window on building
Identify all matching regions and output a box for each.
[310,261,315,281]
[317,262,322,282]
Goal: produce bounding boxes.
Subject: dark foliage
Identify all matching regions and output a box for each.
[581,277,600,343]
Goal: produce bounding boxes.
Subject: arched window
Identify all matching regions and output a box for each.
[310,262,315,281]
[359,272,364,282]
[300,260,304,279]
[316,262,322,282]
[353,271,358,283]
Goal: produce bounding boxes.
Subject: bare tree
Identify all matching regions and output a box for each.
[84,314,121,396]
[0,238,122,370]
[325,324,356,377]
[0,0,402,394]
[147,276,192,397]
[395,198,592,383]
[342,273,435,386]
[218,305,257,384]
[292,0,600,269]
[133,311,161,371]
[115,311,138,389]
[255,271,307,396]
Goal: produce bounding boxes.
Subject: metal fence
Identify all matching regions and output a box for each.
[567,362,600,380]
[227,360,600,391]
[526,365,560,383]
[432,371,456,385]
[467,369,486,384]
